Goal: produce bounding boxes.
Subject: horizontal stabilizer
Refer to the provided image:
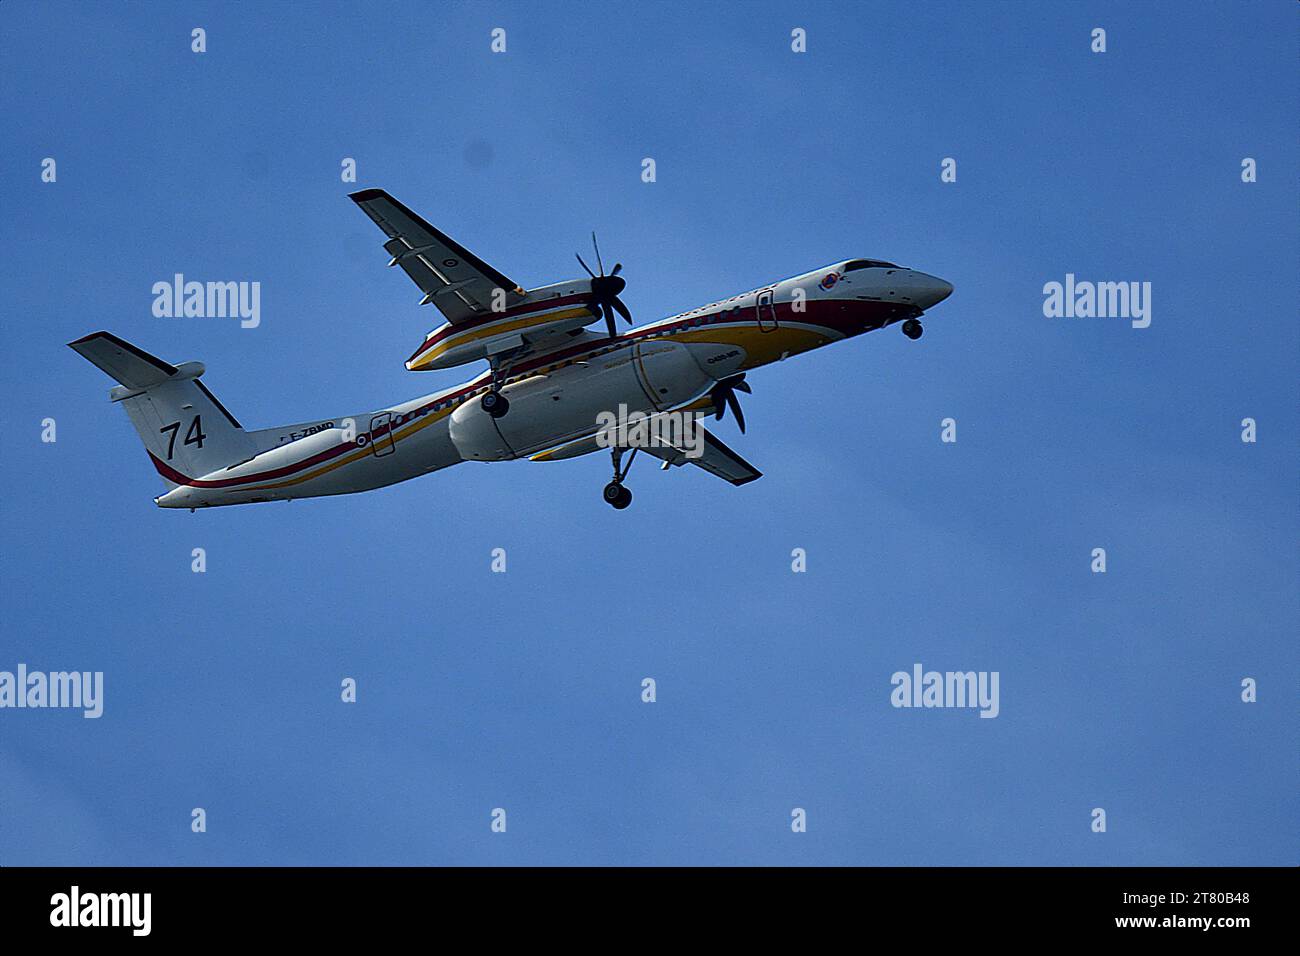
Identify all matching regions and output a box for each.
[68,331,178,390]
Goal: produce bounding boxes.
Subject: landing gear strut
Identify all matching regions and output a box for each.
[603,448,636,509]
[480,353,518,419]
[902,317,923,340]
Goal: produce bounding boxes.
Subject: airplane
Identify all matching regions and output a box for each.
[69,188,953,511]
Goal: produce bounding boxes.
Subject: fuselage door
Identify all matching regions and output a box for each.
[369,412,396,457]
[756,289,778,332]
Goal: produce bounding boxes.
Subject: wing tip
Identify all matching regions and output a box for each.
[67,330,111,348]
[348,187,390,203]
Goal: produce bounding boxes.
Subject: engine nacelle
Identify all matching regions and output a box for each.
[448,339,751,463]
[407,279,600,372]
[448,399,514,461]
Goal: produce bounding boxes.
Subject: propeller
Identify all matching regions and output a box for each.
[576,232,632,339]
[709,373,752,434]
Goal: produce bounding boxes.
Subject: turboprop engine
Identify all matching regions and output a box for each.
[448,339,747,462]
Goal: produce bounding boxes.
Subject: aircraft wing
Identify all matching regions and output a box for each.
[532,422,761,487]
[644,424,763,486]
[349,189,525,324]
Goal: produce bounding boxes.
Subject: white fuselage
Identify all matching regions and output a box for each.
[154,260,953,508]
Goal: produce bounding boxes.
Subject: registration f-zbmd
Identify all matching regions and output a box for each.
[71,190,954,510]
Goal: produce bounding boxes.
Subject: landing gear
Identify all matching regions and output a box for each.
[902,318,924,340]
[480,390,509,418]
[481,352,521,419]
[604,447,637,509]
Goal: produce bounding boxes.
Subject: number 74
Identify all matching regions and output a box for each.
[159,415,206,459]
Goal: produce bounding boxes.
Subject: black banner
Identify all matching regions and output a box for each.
[0,866,1287,941]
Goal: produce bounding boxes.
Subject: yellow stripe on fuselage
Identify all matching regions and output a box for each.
[656,323,835,368]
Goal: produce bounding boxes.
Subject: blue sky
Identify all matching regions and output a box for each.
[1,0,1295,865]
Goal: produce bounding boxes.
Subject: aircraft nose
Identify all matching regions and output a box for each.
[914,274,953,309]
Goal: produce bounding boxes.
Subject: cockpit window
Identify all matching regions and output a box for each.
[844,259,899,271]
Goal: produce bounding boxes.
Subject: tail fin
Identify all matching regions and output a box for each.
[69,332,255,487]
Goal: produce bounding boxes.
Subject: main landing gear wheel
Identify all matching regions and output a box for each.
[604,447,637,509]
[480,390,509,418]
[603,481,632,510]
[902,318,923,340]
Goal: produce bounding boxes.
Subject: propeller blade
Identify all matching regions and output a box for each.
[726,391,746,433]
[712,391,726,420]
[580,232,629,336]
[611,296,632,324]
[734,379,752,394]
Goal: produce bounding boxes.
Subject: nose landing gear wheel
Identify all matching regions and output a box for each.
[902,318,923,340]
[603,481,632,509]
[480,391,509,418]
